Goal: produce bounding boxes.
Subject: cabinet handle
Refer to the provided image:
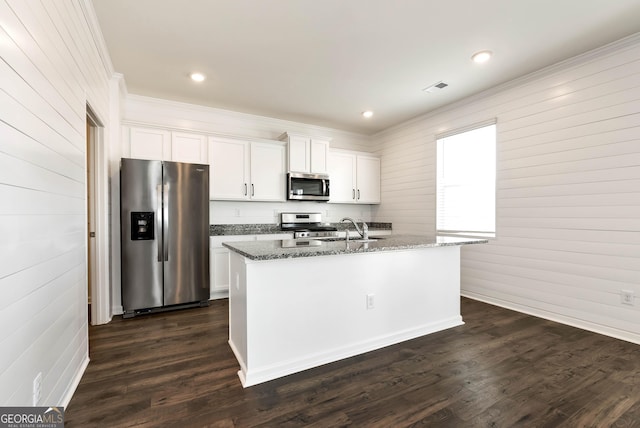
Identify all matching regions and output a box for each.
[251,184,255,197]
[352,189,355,200]
[244,183,247,196]
[357,189,360,200]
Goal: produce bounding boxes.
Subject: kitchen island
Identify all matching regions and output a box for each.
[223,235,487,387]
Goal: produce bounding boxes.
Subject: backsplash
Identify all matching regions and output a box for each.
[210,200,374,225]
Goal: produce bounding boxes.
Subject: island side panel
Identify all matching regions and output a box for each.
[228,251,249,382]
[230,245,463,387]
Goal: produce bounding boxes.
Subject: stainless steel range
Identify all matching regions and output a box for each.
[280,212,338,239]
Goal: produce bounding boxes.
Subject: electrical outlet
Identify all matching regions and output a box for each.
[621,290,635,306]
[366,294,375,310]
[33,372,42,406]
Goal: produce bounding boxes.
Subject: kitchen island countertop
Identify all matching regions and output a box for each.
[223,234,487,261]
[226,233,488,387]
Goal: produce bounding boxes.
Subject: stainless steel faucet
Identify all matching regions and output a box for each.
[340,217,369,240]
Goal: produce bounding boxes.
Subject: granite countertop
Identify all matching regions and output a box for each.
[210,222,392,236]
[222,234,488,261]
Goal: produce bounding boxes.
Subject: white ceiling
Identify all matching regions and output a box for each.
[91,0,640,135]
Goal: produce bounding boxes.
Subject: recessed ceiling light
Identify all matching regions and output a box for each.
[190,72,206,82]
[362,111,374,118]
[471,50,492,63]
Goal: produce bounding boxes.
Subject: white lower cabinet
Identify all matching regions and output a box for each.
[210,233,293,299]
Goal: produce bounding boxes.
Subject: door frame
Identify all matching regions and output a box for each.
[86,105,111,325]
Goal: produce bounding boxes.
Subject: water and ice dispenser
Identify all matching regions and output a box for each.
[130,212,154,241]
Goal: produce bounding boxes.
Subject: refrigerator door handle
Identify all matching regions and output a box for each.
[163,183,170,261]
[156,184,164,262]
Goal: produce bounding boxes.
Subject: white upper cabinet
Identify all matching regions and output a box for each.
[209,137,285,201]
[310,139,329,173]
[209,137,250,200]
[127,127,170,160]
[171,132,208,164]
[280,132,330,174]
[125,127,207,163]
[328,150,356,203]
[328,149,380,204]
[250,142,286,200]
[288,135,310,173]
[355,155,381,204]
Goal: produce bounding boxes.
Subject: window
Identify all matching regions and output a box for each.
[436,122,496,238]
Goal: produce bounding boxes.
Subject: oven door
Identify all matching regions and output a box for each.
[288,173,330,201]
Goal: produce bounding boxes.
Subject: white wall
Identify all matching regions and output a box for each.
[373,34,640,343]
[0,0,115,406]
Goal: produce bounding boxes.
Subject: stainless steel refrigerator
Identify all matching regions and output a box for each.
[120,158,210,318]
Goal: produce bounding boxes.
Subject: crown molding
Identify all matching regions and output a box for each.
[80,0,114,78]
[124,94,371,142]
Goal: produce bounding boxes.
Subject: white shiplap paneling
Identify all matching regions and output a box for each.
[373,34,640,343]
[0,0,113,406]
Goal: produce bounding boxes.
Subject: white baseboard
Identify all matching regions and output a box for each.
[61,356,90,408]
[239,316,463,388]
[462,292,640,345]
[209,291,229,300]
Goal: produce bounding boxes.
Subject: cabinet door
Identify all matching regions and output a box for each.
[356,155,381,204]
[328,151,356,203]
[288,136,310,173]
[209,137,250,200]
[171,132,207,163]
[211,247,231,297]
[250,142,286,201]
[310,139,329,174]
[129,127,170,160]
[210,234,292,299]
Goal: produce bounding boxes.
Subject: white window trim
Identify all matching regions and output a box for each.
[436,119,497,238]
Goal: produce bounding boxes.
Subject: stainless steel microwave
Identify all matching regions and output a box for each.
[287,172,330,201]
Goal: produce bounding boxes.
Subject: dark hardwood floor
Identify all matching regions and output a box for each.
[66,298,640,427]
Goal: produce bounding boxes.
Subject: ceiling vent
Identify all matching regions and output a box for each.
[422,81,449,93]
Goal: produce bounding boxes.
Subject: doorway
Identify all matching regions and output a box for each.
[86,106,109,326]
[86,116,96,323]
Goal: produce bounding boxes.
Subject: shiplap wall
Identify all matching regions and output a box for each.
[0,0,112,406]
[373,34,640,343]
